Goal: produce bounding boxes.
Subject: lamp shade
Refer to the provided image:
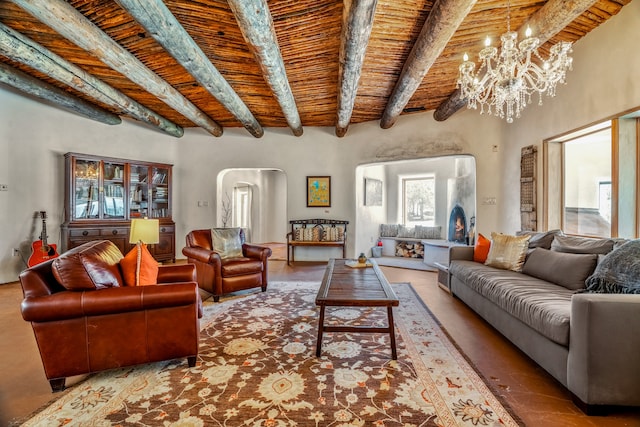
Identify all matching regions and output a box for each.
[129,218,159,244]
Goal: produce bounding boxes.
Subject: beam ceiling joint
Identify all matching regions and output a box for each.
[228,0,302,137]
[11,0,223,137]
[433,0,598,122]
[116,0,265,138]
[380,0,477,129]
[335,0,378,138]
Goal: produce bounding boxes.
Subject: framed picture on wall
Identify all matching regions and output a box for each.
[364,178,383,206]
[307,176,331,207]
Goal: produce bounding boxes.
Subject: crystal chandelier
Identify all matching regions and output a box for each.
[457,3,573,123]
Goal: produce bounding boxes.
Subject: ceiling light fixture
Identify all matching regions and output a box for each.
[457,2,573,123]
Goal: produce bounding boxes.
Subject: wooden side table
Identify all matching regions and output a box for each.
[434,261,450,293]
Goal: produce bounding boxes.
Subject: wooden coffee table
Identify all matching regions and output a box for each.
[315,258,399,359]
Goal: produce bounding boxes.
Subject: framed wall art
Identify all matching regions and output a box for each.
[307,176,331,207]
[364,178,383,206]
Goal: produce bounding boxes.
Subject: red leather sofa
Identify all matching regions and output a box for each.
[182,229,271,302]
[19,240,203,392]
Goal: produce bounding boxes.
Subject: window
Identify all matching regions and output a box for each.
[562,126,612,237]
[544,108,640,238]
[402,177,435,226]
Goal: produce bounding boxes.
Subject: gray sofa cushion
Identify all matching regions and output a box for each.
[517,229,563,249]
[522,248,598,290]
[450,260,575,346]
[551,235,614,255]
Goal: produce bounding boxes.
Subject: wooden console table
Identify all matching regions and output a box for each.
[315,259,399,359]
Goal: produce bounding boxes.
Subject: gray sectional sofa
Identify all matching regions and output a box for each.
[448,232,640,413]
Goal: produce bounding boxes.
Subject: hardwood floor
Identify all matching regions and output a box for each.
[2,261,639,426]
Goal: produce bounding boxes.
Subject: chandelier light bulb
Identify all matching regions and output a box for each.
[485,36,491,47]
[463,53,469,61]
[525,26,532,38]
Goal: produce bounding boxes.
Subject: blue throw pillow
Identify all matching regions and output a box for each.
[584,239,640,294]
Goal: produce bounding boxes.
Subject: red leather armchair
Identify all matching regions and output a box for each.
[182,229,272,302]
[19,240,202,392]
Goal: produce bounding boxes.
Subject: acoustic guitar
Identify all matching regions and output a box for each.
[27,211,59,267]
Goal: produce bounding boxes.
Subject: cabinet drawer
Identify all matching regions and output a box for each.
[101,228,129,237]
[159,225,174,234]
[69,229,100,237]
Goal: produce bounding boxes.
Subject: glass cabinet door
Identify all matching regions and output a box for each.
[102,160,125,218]
[129,164,149,218]
[150,166,170,218]
[73,159,100,219]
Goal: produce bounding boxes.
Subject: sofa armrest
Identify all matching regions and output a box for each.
[21,283,200,323]
[157,263,196,283]
[243,243,272,260]
[449,246,474,263]
[182,246,221,264]
[568,293,640,406]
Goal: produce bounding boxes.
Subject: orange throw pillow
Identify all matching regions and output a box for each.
[120,243,159,286]
[473,233,491,263]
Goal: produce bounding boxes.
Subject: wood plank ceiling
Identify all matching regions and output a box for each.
[0,0,631,138]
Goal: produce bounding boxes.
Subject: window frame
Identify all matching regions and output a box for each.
[401,175,436,227]
[543,107,640,238]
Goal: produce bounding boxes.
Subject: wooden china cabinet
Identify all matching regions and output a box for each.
[61,152,175,262]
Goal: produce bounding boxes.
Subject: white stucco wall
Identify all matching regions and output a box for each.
[501,0,640,233]
[0,86,499,282]
[1,1,636,283]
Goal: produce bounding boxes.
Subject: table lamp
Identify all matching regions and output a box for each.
[129,218,159,245]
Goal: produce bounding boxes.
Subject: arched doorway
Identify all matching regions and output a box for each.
[216,169,287,245]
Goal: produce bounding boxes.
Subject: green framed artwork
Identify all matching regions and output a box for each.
[307,176,331,207]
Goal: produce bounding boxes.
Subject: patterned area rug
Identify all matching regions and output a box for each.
[21,282,521,426]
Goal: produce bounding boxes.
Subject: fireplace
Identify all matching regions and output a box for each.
[447,157,476,244]
[448,204,467,243]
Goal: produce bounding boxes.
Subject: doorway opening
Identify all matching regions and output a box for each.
[217,169,287,259]
[354,156,476,258]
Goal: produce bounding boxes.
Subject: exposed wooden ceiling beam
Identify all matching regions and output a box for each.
[335,0,378,137]
[0,62,121,126]
[116,0,264,138]
[228,0,302,137]
[379,0,477,129]
[0,23,183,137]
[433,0,598,122]
[11,0,222,137]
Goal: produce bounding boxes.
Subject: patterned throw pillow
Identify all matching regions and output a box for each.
[415,225,442,239]
[379,224,400,237]
[211,228,244,259]
[397,225,415,238]
[485,232,531,272]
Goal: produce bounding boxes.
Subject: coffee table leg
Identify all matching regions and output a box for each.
[387,306,397,360]
[316,305,326,357]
